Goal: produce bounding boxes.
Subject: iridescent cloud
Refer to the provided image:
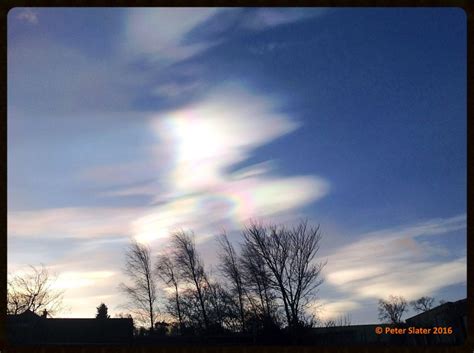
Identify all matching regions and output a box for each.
[131,84,329,244]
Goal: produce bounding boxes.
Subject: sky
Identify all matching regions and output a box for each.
[7,7,466,324]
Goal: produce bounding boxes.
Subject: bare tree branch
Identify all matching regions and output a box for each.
[7,264,64,316]
[119,241,158,331]
[378,295,408,324]
[217,232,247,331]
[410,296,435,313]
[170,230,210,330]
[156,252,184,332]
[242,220,326,329]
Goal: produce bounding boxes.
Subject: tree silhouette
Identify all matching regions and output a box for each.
[155,253,184,332]
[241,237,279,328]
[378,295,408,324]
[242,220,326,329]
[217,232,247,332]
[323,314,352,327]
[118,220,328,336]
[7,264,64,316]
[171,231,210,330]
[410,296,435,312]
[120,241,158,331]
[96,303,110,319]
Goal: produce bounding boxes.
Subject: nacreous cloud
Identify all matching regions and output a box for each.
[8,84,329,248]
[131,84,329,244]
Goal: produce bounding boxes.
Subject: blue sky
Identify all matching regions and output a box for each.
[8,8,466,323]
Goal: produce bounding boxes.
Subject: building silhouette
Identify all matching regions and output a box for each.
[405,298,467,344]
[7,310,133,345]
[6,298,467,345]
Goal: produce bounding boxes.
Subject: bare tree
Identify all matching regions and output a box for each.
[410,296,435,313]
[114,312,133,319]
[155,253,183,331]
[204,277,236,332]
[324,314,352,327]
[242,220,326,329]
[378,295,408,324]
[171,231,210,330]
[120,241,158,331]
[217,232,246,331]
[241,239,277,324]
[178,288,205,330]
[7,264,64,316]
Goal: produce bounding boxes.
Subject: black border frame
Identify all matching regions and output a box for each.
[1,2,472,352]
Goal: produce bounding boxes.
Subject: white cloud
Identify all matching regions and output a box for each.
[122,8,221,63]
[57,273,124,318]
[358,214,466,242]
[152,81,205,99]
[80,160,163,189]
[8,83,330,261]
[311,299,360,321]
[324,214,466,301]
[8,207,144,239]
[128,84,329,244]
[152,84,301,192]
[15,8,39,24]
[100,182,162,198]
[242,8,327,30]
[122,8,329,66]
[130,174,328,245]
[351,258,466,300]
[8,37,142,115]
[230,160,274,180]
[7,264,122,318]
[52,270,116,290]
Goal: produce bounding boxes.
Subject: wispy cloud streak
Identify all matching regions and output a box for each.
[324,214,466,301]
[15,8,39,24]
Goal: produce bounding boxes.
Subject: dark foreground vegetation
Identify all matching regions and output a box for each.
[6,299,467,346]
[120,220,326,336]
[7,220,467,346]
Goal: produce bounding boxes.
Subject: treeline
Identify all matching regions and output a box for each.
[120,220,326,337]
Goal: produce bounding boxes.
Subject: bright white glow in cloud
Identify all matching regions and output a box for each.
[8,8,465,323]
[8,84,330,248]
[8,84,330,249]
[154,85,301,192]
[130,84,329,244]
